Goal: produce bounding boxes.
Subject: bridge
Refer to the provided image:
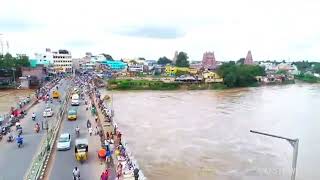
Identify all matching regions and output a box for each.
[0,75,146,180]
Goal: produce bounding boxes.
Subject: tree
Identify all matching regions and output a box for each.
[157,56,172,65]
[175,52,189,67]
[236,58,245,65]
[101,53,113,60]
[312,63,320,74]
[129,60,138,64]
[217,62,265,87]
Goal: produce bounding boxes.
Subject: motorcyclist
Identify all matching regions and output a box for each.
[75,126,80,136]
[86,120,91,128]
[32,112,36,120]
[72,167,80,180]
[17,127,22,136]
[7,132,13,142]
[16,135,23,147]
[35,123,40,133]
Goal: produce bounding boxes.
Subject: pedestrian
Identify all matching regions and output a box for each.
[100,169,109,180]
[88,127,93,136]
[134,168,140,180]
[72,167,80,180]
[106,132,110,140]
[95,126,98,135]
[116,163,123,180]
[87,119,91,128]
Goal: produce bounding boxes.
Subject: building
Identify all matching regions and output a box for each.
[190,61,202,69]
[202,52,217,69]
[128,64,144,73]
[277,62,300,75]
[202,71,223,83]
[101,60,127,71]
[165,66,190,76]
[29,48,54,68]
[244,50,254,65]
[52,49,73,73]
[21,66,47,86]
[143,60,157,71]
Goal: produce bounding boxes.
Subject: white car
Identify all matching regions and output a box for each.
[57,133,71,151]
[43,107,53,117]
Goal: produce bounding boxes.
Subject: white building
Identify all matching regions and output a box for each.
[52,50,73,73]
[128,64,144,72]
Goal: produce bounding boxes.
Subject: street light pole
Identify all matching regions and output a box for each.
[250,130,299,180]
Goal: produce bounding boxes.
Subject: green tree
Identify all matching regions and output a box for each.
[293,61,311,72]
[312,63,320,73]
[236,58,245,65]
[157,56,172,65]
[129,60,138,64]
[217,62,265,87]
[175,52,189,67]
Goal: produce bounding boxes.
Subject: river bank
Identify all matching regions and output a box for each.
[106,79,297,91]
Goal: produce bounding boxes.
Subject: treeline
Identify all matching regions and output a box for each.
[217,62,265,87]
[0,53,30,77]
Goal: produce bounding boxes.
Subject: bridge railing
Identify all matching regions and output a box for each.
[25,87,72,180]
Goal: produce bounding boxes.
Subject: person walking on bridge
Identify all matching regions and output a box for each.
[100,169,109,180]
[72,167,80,180]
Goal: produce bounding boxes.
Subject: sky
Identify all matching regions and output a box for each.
[0,0,320,61]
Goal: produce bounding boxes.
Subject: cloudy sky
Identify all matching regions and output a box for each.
[1,0,320,61]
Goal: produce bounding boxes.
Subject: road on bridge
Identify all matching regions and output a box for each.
[0,78,70,180]
[48,90,116,180]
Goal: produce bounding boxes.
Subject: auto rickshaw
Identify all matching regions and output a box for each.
[75,139,88,163]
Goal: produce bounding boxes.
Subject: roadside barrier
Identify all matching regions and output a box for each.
[25,87,73,180]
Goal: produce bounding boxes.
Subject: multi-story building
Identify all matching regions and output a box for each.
[52,49,73,73]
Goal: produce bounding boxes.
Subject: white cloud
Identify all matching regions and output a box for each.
[1,0,320,61]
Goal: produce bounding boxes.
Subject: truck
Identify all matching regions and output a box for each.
[71,94,80,106]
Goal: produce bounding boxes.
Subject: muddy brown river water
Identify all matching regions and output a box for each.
[104,83,320,180]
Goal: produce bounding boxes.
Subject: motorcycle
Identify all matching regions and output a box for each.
[34,126,40,133]
[75,129,80,137]
[7,135,14,142]
[17,128,23,136]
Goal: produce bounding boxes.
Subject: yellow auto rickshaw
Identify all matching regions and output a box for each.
[52,90,60,98]
[75,139,88,163]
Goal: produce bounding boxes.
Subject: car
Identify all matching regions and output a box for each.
[43,107,54,117]
[67,108,77,120]
[57,133,71,150]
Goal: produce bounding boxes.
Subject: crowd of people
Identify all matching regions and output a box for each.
[73,73,144,180]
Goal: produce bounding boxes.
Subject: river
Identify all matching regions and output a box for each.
[105,83,320,180]
[0,89,34,115]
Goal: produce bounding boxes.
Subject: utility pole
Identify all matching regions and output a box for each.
[250,130,299,180]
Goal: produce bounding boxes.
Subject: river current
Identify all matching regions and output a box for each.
[106,83,320,180]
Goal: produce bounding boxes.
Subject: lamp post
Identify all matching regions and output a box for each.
[250,130,299,180]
